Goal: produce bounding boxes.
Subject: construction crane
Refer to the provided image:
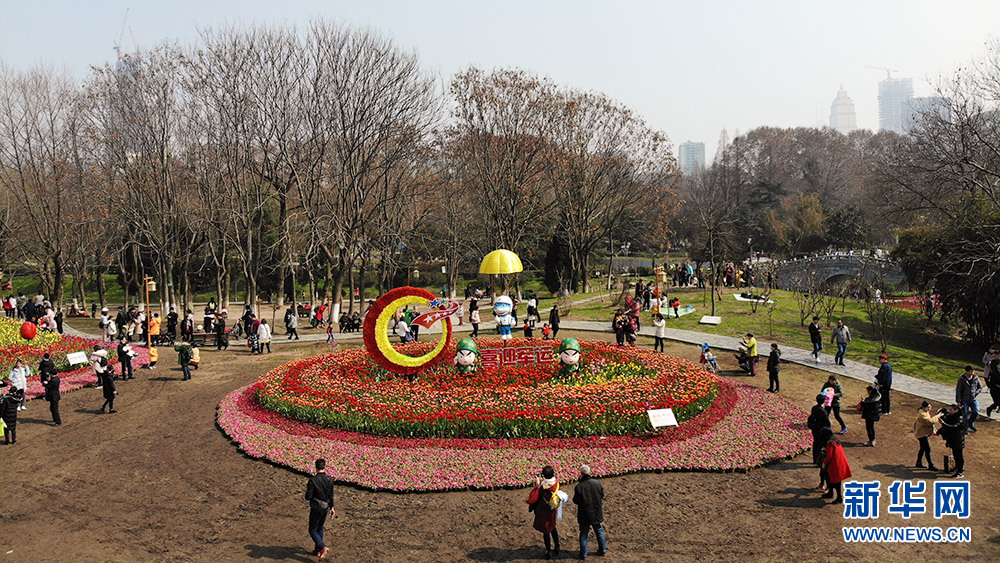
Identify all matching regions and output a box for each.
[866,65,899,80]
[113,8,129,61]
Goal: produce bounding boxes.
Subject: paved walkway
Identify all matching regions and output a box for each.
[72,291,967,411]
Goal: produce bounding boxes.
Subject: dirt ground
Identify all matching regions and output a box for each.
[2,328,999,562]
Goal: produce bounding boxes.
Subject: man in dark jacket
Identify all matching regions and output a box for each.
[44,372,61,425]
[938,404,966,478]
[305,458,336,560]
[166,307,179,340]
[807,394,832,465]
[549,305,561,340]
[766,343,781,393]
[955,366,982,432]
[875,355,893,415]
[572,464,606,559]
[117,341,136,380]
[808,316,823,362]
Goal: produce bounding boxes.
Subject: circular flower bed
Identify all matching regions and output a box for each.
[219,339,811,491]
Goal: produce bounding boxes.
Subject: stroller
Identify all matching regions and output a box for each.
[699,343,720,373]
[733,346,753,374]
[230,320,244,341]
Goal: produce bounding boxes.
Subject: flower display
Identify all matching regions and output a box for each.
[218,379,811,492]
[256,339,719,439]
[0,318,148,400]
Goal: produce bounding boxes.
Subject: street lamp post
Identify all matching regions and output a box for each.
[143,275,157,348]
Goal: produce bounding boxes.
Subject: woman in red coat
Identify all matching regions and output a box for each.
[529,466,561,559]
[822,436,852,505]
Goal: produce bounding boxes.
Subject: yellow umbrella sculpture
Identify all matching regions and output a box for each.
[479,249,523,302]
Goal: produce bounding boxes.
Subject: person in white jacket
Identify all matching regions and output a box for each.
[8,359,30,411]
[257,319,272,354]
[652,314,667,353]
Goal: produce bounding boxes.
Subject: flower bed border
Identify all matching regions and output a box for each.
[217,378,811,492]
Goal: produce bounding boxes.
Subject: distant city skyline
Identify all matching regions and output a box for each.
[1,0,997,164]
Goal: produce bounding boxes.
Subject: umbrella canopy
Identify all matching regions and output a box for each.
[479,249,524,275]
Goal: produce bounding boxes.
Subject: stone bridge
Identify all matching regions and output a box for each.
[775,254,905,291]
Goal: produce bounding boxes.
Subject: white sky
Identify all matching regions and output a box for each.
[2,0,997,161]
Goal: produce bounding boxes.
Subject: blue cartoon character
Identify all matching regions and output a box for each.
[557,337,582,377]
[453,337,479,373]
[494,295,515,341]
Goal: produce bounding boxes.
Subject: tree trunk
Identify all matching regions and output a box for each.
[96,266,108,308]
[347,263,355,314]
[52,254,65,309]
[358,256,367,310]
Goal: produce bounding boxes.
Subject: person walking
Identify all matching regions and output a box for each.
[257,318,272,354]
[938,404,966,478]
[43,369,61,425]
[305,458,336,560]
[652,313,666,352]
[8,359,29,412]
[807,394,831,465]
[861,385,882,447]
[528,466,562,559]
[174,343,193,381]
[831,320,852,365]
[913,401,941,470]
[821,436,851,505]
[986,351,1000,417]
[821,375,848,434]
[1,386,22,443]
[875,354,893,415]
[955,365,982,432]
[470,308,481,339]
[286,307,299,340]
[548,305,561,340]
[808,316,823,363]
[572,464,606,560]
[99,366,117,413]
[766,343,781,393]
[741,333,758,377]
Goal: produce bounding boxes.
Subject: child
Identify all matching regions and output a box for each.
[190,343,201,370]
[700,343,719,373]
[523,321,533,339]
[542,323,551,340]
[326,323,335,343]
[147,346,158,370]
[672,297,681,318]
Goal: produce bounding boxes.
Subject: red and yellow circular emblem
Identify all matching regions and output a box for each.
[363,287,455,375]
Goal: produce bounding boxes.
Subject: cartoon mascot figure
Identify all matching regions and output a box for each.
[558,337,582,377]
[454,337,479,373]
[494,296,516,341]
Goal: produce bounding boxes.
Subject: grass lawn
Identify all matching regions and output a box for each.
[563,286,980,386]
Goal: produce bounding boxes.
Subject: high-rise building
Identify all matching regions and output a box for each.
[829,86,857,135]
[678,142,706,176]
[878,77,914,133]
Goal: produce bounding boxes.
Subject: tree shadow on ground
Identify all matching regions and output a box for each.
[467,546,543,562]
[758,487,828,509]
[764,460,813,472]
[864,464,937,481]
[244,544,314,562]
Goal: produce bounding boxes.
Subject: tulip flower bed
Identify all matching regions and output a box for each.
[255,339,718,439]
[219,339,811,491]
[0,318,148,400]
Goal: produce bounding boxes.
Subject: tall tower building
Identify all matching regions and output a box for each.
[878,77,914,133]
[678,142,706,176]
[829,86,857,135]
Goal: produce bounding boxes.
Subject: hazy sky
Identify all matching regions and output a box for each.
[2,0,998,161]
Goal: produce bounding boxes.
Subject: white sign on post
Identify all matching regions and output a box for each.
[647,408,678,429]
[66,351,89,365]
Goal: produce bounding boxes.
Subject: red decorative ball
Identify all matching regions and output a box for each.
[20,321,37,340]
